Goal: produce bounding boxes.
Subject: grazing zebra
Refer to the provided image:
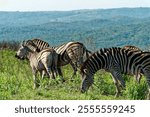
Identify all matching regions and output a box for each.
[80,47,150,99]
[27,38,91,79]
[15,40,59,89]
[123,45,143,83]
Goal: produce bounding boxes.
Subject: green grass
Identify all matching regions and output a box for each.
[0,50,148,100]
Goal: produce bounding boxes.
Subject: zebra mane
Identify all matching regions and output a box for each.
[31,38,49,51]
[24,38,50,52]
[122,45,142,52]
[22,40,40,52]
[98,47,121,54]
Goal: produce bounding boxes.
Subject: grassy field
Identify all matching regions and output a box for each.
[0,50,148,100]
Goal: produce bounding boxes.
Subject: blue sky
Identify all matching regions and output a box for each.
[0,0,150,11]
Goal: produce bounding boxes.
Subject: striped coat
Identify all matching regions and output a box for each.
[123,45,143,83]
[27,39,92,79]
[80,47,150,99]
[15,41,59,89]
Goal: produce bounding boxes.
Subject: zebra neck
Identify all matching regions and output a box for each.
[27,52,36,61]
[87,52,109,74]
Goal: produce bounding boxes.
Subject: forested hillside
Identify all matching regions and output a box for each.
[0,8,150,100]
[0,8,150,50]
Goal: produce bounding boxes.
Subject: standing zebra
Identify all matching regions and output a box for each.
[15,40,59,89]
[80,47,150,99]
[122,45,143,83]
[27,38,91,80]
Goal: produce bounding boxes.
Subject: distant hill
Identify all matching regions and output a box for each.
[0,7,150,50]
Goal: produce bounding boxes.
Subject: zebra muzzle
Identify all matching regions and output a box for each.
[15,54,19,58]
[15,54,24,60]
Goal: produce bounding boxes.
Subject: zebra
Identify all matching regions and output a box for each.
[27,38,92,80]
[80,47,150,99]
[122,45,143,83]
[15,40,59,89]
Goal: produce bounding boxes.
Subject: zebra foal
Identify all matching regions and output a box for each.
[80,47,150,99]
[15,41,58,89]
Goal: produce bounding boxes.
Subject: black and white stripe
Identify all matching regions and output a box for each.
[15,40,59,89]
[80,47,150,99]
[27,38,91,79]
[122,45,143,83]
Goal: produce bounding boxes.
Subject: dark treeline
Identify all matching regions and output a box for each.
[0,41,20,50]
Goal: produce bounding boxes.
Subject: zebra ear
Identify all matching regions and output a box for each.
[22,40,26,46]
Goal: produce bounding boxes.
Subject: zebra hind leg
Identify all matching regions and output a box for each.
[70,61,78,81]
[45,65,55,79]
[40,70,46,80]
[57,67,65,82]
[111,74,121,97]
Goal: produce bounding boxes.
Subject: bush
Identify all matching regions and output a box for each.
[123,76,148,100]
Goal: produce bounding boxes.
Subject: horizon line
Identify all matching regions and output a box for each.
[0,7,149,12]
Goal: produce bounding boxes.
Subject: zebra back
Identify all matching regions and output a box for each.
[26,39,92,68]
[31,38,50,51]
[122,45,142,53]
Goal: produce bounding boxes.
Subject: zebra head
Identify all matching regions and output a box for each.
[15,40,38,60]
[80,68,94,93]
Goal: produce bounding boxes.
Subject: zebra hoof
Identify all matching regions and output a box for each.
[33,83,40,89]
[81,89,85,93]
[147,94,150,100]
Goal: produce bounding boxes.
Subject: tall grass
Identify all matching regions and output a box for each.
[0,50,148,100]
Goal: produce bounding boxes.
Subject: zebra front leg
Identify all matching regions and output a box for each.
[137,74,142,84]
[32,69,39,89]
[111,74,120,97]
[143,70,150,99]
[134,73,142,84]
[111,71,125,97]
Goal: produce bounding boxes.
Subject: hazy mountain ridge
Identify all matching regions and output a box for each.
[0,8,150,50]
